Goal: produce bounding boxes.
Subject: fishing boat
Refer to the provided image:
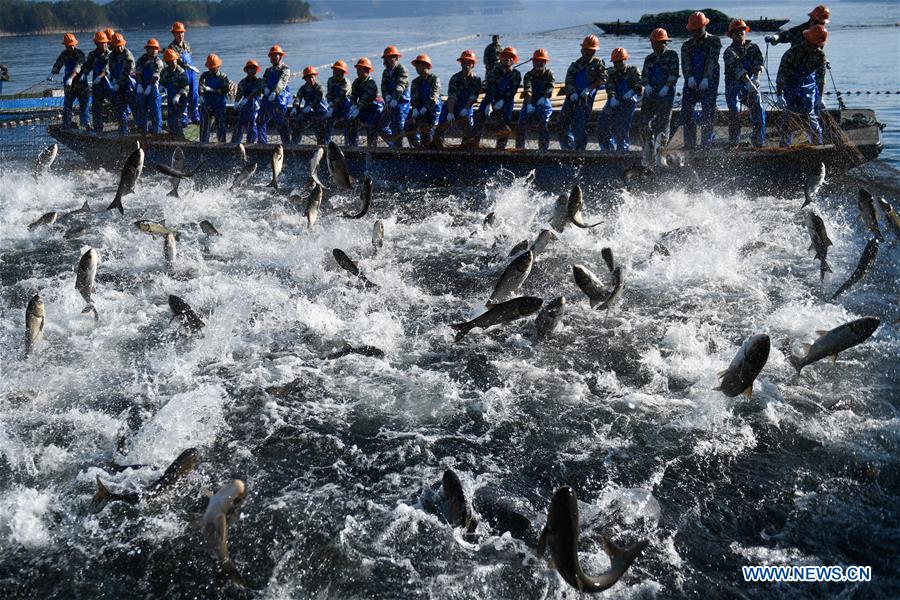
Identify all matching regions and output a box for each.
[596,9,788,37]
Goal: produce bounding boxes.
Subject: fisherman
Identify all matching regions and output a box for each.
[776,24,829,146]
[638,28,679,167]
[81,31,110,134]
[723,20,765,147]
[477,46,521,149]
[134,39,163,135]
[258,45,293,144]
[198,54,230,143]
[325,60,352,146]
[766,5,830,47]
[680,11,722,149]
[596,47,641,152]
[515,49,554,151]
[159,49,190,138]
[107,33,138,135]
[291,66,329,144]
[404,54,441,147]
[378,45,411,147]
[232,60,263,144]
[48,34,88,130]
[558,35,607,151]
[0,63,8,95]
[167,22,201,125]
[435,50,482,147]
[346,57,384,148]
[484,35,502,79]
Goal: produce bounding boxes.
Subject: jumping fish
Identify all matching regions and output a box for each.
[63,200,91,218]
[305,183,323,228]
[372,220,385,254]
[108,145,144,214]
[801,162,825,208]
[308,146,324,187]
[343,175,372,218]
[831,239,878,300]
[535,296,566,339]
[857,189,883,241]
[267,144,284,189]
[440,469,475,530]
[488,250,533,306]
[550,193,570,232]
[805,209,832,280]
[332,248,378,288]
[530,229,557,257]
[537,485,647,594]
[168,294,206,332]
[597,266,624,311]
[506,239,530,258]
[34,143,58,180]
[27,211,58,231]
[483,211,496,227]
[89,448,201,513]
[449,296,543,342]
[327,141,354,190]
[24,294,45,357]
[237,143,247,163]
[789,317,880,373]
[650,226,702,258]
[167,147,184,197]
[713,334,770,398]
[135,220,179,238]
[567,185,603,229]
[874,196,900,240]
[573,264,608,309]
[230,161,257,190]
[75,248,99,319]
[601,247,615,272]
[164,233,177,267]
[155,160,204,181]
[199,479,247,587]
[199,220,221,236]
[324,343,386,359]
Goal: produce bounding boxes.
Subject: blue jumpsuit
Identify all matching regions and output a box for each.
[597,66,640,152]
[198,70,230,143]
[52,48,89,129]
[777,43,827,146]
[82,47,111,133]
[439,71,482,143]
[135,53,163,134]
[292,81,329,144]
[478,65,521,148]
[724,40,766,146]
[516,68,555,150]
[232,75,263,144]
[259,63,293,144]
[109,48,138,135]
[639,48,679,151]
[404,72,442,146]
[325,75,352,145]
[167,40,200,125]
[558,56,607,150]
[680,33,721,149]
[379,64,411,147]
[160,65,189,137]
[347,75,384,147]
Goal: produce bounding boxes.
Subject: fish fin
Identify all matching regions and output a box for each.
[188,160,205,177]
[830,354,838,363]
[220,559,245,588]
[89,476,110,514]
[788,353,804,375]
[815,330,829,337]
[711,385,722,391]
[823,235,833,247]
[717,369,729,378]
[107,196,123,214]
[823,261,832,274]
[449,322,473,342]
[803,343,813,353]
[808,243,814,251]
[81,201,91,211]
[266,180,276,188]
[602,536,649,568]
[167,188,180,198]
[92,307,99,321]
[801,194,811,208]
[201,488,215,498]
[81,305,94,315]
[743,386,753,398]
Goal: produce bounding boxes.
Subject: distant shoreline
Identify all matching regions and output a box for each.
[0,17,318,39]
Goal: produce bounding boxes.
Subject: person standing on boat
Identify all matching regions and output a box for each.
[404,54,441,147]
[198,54,231,143]
[0,64,8,95]
[378,45,411,147]
[557,35,607,151]
[775,25,828,146]
[680,11,721,149]
[477,46,522,149]
[291,66,329,145]
[346,57,384,148]
[325,60,351,146]
[596,47,641,152]
[160,50,190,138]
[82,32,111,134]
[638,28,679,167]
[766,5,830,48]
[167,22,201,126]
[49,34,88,130]
[107,33,138,136]
[723,20,765,147]
[484,35,502,79]
[232,60,264,144]
[515,48,554,151]
[435,49,482,148]
[258,45,293,144]
[134,39,164,135]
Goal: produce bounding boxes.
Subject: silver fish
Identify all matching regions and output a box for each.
[327,141,354,190]
[488,250,533,306]
[108,145,144,214]
[267,144,284,189]
[343,175,372,218]
[801,162,825,208]
[305,183,323,228]
[857,189,883,241]
[713,333,770,398]
[601,247,615,272]
[874,196,900,240]
[164,233,177,267]
[789,317,880,374]
[27,211,58,231]
[237,143,247,163]
[483,211,496,227]
[63,200,91,218]
[199,480,247,587]
[25,294,45,357]
[230,161,257,190]
[831,239,878,300]
[549,193,569,232]
[332,248,377,288]
[75,248,99,319]
[651,226,702,258]
[168,147,184,197]
[567,185,602,228]
[135,220,178,238]
[90,448,200,513]
[572,264,608,309]
[538,486,647,594]
[199,220,220,236]
[597,266,624,310]
[805,209,832,280]
[535,296,566,339]
[155,160,203,181]
[507,239,530,258]
[34,143,58,180]
[372,220,385,254]
[309,146,324,187]
[449,296,543,342]
[530,229,557,257]
[168,294,205,332]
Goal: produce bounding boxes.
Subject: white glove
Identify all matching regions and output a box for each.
[389,99,397,108]
[623,90,636,101]
[263,87,271,96]
[744,80,757,94]
[173,93,182,104]
[325,107,333,117]
[348,105,359,119]
[569,92,579,102]
[658,85,670,97]
[268,92,276,101]
[643,85,654,96]
[302,105,313,114]
[608,97,619,108]
[144,84,153,96]
[136,84,144,94]
[775,94,786,109]
[384,94,392,103]
[494,99,504,110]
[699,78,709,91]
[412,108,420,118]
[47,72,55,82]
[483,103,493,117]
[764,35,777,45]
[525,104,534,114]
[687,76,697,89]
[446,112,455,122]
[816,99,826,111]
[65,76,74,87]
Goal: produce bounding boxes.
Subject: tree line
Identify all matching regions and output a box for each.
[0,0,313,34]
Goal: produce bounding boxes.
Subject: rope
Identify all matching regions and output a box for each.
[826,62,847,110]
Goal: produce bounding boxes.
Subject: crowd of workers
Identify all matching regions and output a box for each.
[46,5,833,160]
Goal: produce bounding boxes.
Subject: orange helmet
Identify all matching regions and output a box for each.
[532,48,550,62]
[268,45,286,57]
[171,21,186,33]
[728,20,750,36]
[355,57,373,72]
[110,33,126,48]
[302,66,318,78]
[581,35,600,50]
[382,45,401,58]
[205,53,222,69]
[331,60,349,73]
[62,33,78,47]
[500,47,518,63]
[103,28,115,42]
[163,49,179,63]
[803,24,828,47]
[457,49,477,64]
[809,5,830,24]
[610,47,629,62]
[144,38,160,51]
[93,31,108,44]
[650,28,670,42]
[411,54,432,68]
[244,60,260,72]
[687,11,711,31]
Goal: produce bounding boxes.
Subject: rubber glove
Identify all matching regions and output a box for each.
[775,94,786,109]
[699,78,709,91]
[494,99,504,110]
[65,76,74,87]
[302,105,313,114]
[447,112,455,122]
[623,90,636,101]
[268,92,276,101]
[136,84,144,94]
[483,103,493,117]
[348,105,359,119]
[173,93,182,105]
[389,99,397,108]
[764,35,777,45]
[525,104,534,114]
[569,92,579,102]
[643,84,654,96]
[608,97,619,108]
[263,87,271,96]
[658,85,670,97]
[816,99,826,111]
[687,76,697,89]
[47,72,55,82]
[580,88,591,99]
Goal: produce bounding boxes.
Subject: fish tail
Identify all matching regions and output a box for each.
[449,322,473,342]
[167,188,180,198]
[220,559,245,588]
[788,353,805,375]
[89,476,111,513]
[602,536,648,566]
[362,276,379,290]
[107,195,123,214]
[266,179,277,189]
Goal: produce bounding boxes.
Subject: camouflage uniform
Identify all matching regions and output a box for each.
[597,65,641,151]
[134,52,164,134]
[776,42,827,145]
[258,62,292,144]
[379,63,411,146]
[516,67,555,150]
[108,47,138,134]
[638,48,679,160]
[483,40,502,78]
[348,74,383,147]
[478,64,521,148]
[231,74,264,144]
[291,80,328,144]
[166,39,200,123]
[680,32,722,148]
[82,47,111,133]
[724,40,766,146]
[437,71,482,144]
[160,64,190,137]
[325,75,351,145]
[51,47,88,129]
[558,55,607,150]
[405,72,441,147]
[198,69,231,143]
